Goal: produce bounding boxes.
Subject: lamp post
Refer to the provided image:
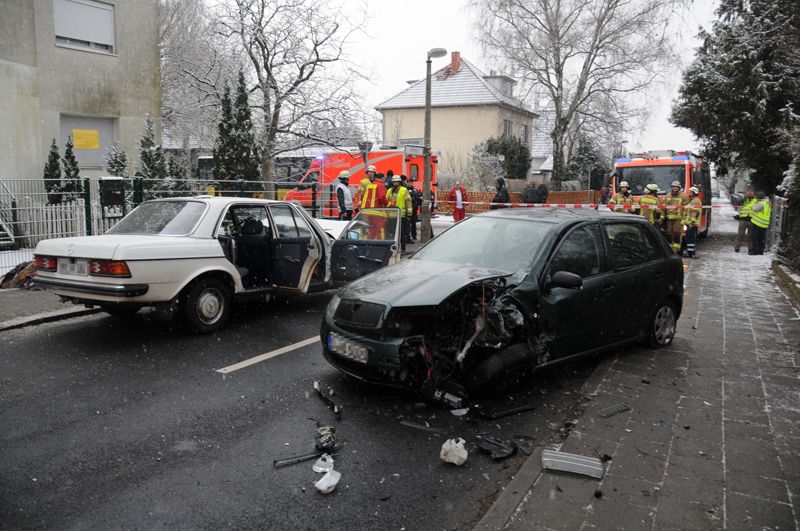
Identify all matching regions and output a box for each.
[421,47,447,244]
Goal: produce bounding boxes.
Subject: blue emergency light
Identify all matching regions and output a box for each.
[615,157,632,164]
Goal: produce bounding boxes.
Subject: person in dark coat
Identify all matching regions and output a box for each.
[490,177,509,210]
[383,170,394,189]
[522,181,537,204]
[537,183,549,203]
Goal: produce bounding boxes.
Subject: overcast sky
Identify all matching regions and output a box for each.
[348,0,718,154]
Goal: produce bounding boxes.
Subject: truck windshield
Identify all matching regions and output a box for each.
[617,165,686,195]
[106,201,207,236]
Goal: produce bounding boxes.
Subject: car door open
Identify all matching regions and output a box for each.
[330,208,401,286]
[268,204,322,291]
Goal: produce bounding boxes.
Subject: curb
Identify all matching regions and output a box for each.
[773,260,800,304]
[0,308,102,333]
[472,353,616,531]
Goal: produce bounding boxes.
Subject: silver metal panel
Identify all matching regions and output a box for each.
[541,449,605,479]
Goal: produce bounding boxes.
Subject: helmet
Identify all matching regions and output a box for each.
[338,170,350,179]
[619,181,629,188]
[366,165,377,172]
[646,183,659,192]
[689,186,699,195]
[671,180,682,188]
[392,175,401,182]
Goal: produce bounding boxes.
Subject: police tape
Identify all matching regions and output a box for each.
[437,201,781,210]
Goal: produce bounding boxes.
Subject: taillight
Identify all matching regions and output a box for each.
[88,260,132,277]
[34,255,57,271]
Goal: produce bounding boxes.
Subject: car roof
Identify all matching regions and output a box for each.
[474,207,640,227]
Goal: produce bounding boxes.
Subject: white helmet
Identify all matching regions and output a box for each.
[619,181,629,189]
[689,186,699,195]
[338,170,350,179]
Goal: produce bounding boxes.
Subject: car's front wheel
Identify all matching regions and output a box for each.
[648,299,677,348]
[463,343,535,397]
[182,277,231,334]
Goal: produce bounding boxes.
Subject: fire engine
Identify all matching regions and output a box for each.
[612,150,712,235]
[281,147,438,217]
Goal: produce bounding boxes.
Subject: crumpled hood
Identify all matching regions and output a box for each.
[34,235,221,261]
[337,259,510,308]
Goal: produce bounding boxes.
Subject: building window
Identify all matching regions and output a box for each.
[502,119,513,138]
[60,115,115,168]
[520,124,529,143]
[54,0,115,54]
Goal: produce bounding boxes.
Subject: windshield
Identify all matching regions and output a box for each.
[617,165,686,195]
[412,216,551,281]
[106,201,207,236]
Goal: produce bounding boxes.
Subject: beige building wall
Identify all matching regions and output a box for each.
[381,105,535,174]
[0,0,160,187]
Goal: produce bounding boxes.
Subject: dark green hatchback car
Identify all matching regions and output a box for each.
[321,208,683,404]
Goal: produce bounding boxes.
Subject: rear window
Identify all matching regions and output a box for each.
[106,201,206,236]
[412,217,550,281]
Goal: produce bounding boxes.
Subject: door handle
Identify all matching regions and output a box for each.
[601,285,615,294]
[282,256,300,263]
[356,254,382,264]
[308,243,315,250]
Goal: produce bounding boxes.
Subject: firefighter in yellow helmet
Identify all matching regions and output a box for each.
[608,181,638,213]
[356,165,376,210]
[664,180,688,254]
[386,175,412,251]
[639,183,663,224]
[682,186,702,258]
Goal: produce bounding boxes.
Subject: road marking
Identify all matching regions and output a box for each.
[215,336,320,374]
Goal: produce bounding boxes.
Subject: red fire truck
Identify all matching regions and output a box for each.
[282,147,437,217]
[612,150,712,236]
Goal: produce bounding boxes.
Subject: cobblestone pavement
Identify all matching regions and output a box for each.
[490,213,800,531]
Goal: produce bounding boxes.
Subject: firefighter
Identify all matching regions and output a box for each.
[682,186,702,259]
[608,181,638,213]
[356,165,376,209]
[639,183,662,224]
[361,165,388,240]
[386,175,412,251]
[663,180,688,254]
[748,191,771,255]
[335,170,354,220]
[734,186,756,252]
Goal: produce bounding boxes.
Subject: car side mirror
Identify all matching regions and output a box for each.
[550,271,583,290]
[346,231,359,240]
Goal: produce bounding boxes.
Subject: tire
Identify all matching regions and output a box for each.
[463,343,535,397]
[181,277,231,334]
[103,307,140,318]
[647,299,677,348]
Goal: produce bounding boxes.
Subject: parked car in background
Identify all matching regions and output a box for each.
[33,197,401,333]
[322,209,684,404]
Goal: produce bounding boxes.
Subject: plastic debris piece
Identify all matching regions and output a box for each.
[541,449,605,479]
[314,469,341,494]
[556,485,563,492]
[600,454,613,462]
[414,402,427,411]
[598,403,630,418]
[641,378,651,384]
[476,404,536,420]
[684,425,690,430]
[440,438,468,465]
[519,442,533,455]
[450,408,470,417]
[595,489,603,498]
[315,426,337,451]
[312,454,334,473]
[477,437,517,460]
[273,445,342,468]
[400,420,448,435]
[313,380,342,419]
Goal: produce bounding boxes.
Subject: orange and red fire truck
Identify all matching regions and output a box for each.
[612,150,712,235]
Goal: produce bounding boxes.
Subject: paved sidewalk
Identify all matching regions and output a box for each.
[0,286,99,332]
[478,214,800,530]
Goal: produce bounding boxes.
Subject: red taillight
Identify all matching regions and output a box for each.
[88,260,131,277]
[34,255,57,271]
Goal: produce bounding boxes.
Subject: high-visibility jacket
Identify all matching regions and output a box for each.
[609,192,637,212]
[638,194,662,223]
[360,180,388,209]
[739,196,757,219]
[386,185,411,217]
[750,199,771,228]
[356,178,371,206]
[663,191,688,220]
[682,196,702,226]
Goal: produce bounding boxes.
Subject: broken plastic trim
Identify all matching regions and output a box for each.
[314,380,342,419]
[541,449,605,479]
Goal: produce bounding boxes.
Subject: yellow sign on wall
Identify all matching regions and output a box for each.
[72,129,100,150]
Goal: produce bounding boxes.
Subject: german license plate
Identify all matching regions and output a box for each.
[58,258,88,276]
[328,332,369,364]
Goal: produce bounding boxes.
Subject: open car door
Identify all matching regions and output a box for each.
[330,208,401,286]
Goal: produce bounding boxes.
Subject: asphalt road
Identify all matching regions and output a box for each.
[0,289,601,531]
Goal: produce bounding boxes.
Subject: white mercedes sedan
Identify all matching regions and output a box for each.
[33,197,402,333]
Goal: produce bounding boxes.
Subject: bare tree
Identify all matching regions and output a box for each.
[471,0,686,187]
[160,0,239,152]
[216,0,370,194]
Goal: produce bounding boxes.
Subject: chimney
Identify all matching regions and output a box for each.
[451,51,461,72]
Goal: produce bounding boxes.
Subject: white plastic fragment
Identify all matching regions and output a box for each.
[450,408,470,416]
[312,454,334,473]
[440,438,468,466]
[314,469,341,494]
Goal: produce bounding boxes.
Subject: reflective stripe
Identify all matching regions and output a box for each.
[740,197,756,218]
[750,200,771,228]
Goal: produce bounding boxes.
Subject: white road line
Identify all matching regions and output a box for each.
[215,336,320,374]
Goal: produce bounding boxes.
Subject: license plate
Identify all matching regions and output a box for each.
[58,258,88,276]
[328,332,369,364]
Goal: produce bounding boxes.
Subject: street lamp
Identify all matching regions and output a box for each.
[421,47,447,244]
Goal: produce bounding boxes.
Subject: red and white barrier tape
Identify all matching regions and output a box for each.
[438,201,784,210]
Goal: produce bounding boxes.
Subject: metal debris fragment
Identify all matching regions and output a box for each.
[541,449,605,479]
[598,403,630,418]
[273,446,342,468]
[399,420,448,435]
[313,380,342,419]
[476,404,536,420]
[477,437,517,459]
[315,426,336,451]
